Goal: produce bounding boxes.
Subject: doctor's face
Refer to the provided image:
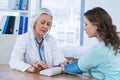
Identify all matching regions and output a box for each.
[34,14,52,36]
[84,17,98,38]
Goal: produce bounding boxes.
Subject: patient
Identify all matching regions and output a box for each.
[61,7,120,80]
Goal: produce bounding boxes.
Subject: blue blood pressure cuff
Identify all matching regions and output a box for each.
[64,60,83,75]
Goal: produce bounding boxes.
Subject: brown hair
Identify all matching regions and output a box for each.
[84,7,120,55]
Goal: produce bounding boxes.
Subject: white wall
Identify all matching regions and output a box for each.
[0,35,17,64]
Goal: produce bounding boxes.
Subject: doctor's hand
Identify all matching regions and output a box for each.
[25,61,48,73]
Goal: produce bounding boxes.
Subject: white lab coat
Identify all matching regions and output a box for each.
[9,30,66,72]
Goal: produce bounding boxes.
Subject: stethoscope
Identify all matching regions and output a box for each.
[29,28,49,61]
[35,37,44,61]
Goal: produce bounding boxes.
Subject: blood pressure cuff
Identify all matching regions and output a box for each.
[64,60,83,75]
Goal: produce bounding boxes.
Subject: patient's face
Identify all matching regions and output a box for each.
[84,17,98,38]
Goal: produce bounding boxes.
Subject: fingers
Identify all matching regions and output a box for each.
[26,61,48,73]
[37,61,48,69]
[60,60,68,66]
[32,62,39,68]
[33,61,48,70]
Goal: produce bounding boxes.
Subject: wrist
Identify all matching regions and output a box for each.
[61,66,65,73]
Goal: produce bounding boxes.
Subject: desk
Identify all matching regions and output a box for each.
[0,64,92,80]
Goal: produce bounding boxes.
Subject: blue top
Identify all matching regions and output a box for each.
[78,42,120,80]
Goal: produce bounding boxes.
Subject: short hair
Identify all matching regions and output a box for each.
[30,8,53,32]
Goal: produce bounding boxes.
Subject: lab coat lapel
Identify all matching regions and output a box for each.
[44,37,53,66]
[29,31,40,61]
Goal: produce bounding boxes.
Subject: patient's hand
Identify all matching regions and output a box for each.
[65,57,78,63]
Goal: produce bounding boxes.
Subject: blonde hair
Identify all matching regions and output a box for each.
[30,8,53,32]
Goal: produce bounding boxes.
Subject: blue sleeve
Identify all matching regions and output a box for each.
[64,60,83,75]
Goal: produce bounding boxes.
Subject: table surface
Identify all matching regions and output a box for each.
[0,64,92,80]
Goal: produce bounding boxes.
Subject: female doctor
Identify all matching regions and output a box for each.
[9,8,67,73]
